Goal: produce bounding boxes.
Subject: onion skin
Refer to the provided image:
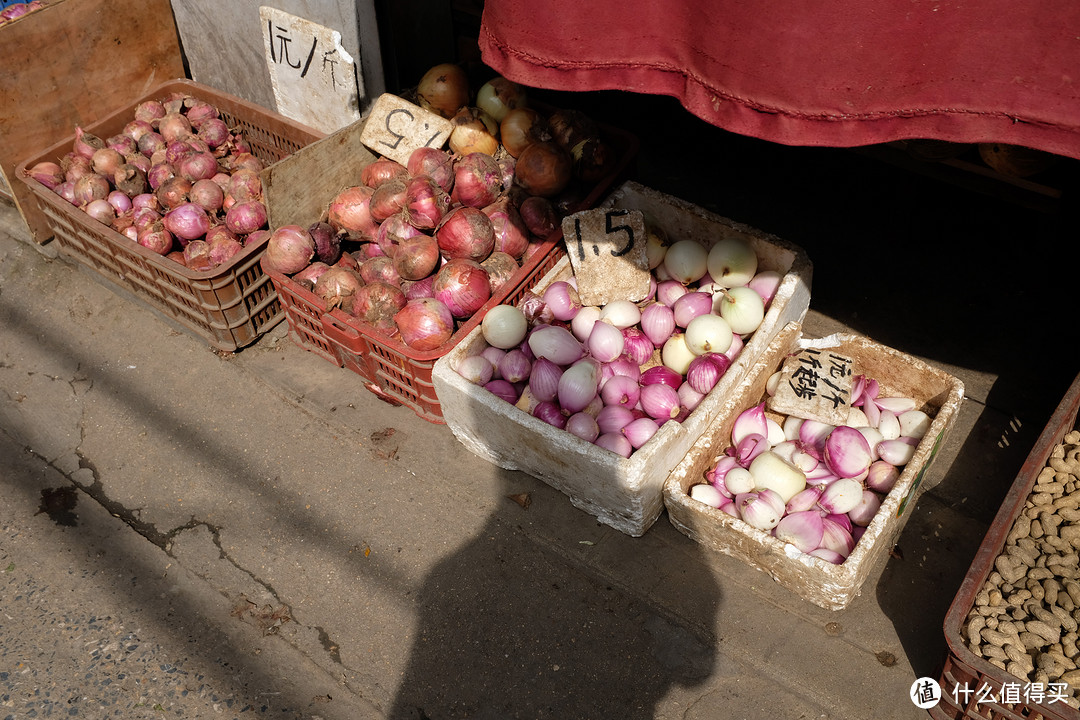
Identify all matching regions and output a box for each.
[432,258,491,319]
[480,251,519,296]
[436,206,495,262]
[407,147,455,192]
[313,266,364,309]
[361,158,409,189]
[514,141,573,198]
[451,152,503,209]
[264,225,315,275]
[163,202,211,241]
[403,175,451,230]
[327,185,378,240]
[482,197,530,259]
[225,200,267,235]
[394,298,455,351]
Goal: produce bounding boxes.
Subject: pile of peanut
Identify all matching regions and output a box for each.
[963,430,1080,709]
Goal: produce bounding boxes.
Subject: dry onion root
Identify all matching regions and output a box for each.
[963,430,1080,709]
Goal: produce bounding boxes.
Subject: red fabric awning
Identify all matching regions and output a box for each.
[479,1,1080,160]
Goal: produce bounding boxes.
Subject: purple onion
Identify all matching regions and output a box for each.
[774,511,825,553]
[809,548,845,565]
[498,349,531,384]
[596,405,635,434]
[672,292,714,328]
[566,412,600,442]
[595,432,633,458]
[622,417,660,449]
[528,325,584,367]
[686,352,731,395]
[640,365,682,389]
[848,490,882,527]
[785,486,823,514]
[656,280,689,307]
[678,382,706,413]
[600,374,640,409]
[823,426,873,479]
[640,383,681,421]
[820,517,855,557]
[162,202,210,241]
[587,320,624,363]
[640,302,676,346]
[528,357,563,403]
[457,355,495,385]
[485,379,520,404]
[558,358,600,414]
[533,400,567,429]
[866,460,901,493]
[602,356,641,383]
[621,327,654,366]
[542,281,581,321]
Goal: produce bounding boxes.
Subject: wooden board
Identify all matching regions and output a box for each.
[0,0,185,243]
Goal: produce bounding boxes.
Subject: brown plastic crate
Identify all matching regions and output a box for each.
[262,109,638,423]
[15,79,323,352]
[931,372,1080,720]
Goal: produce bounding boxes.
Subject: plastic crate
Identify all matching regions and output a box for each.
[261,106,638,423]
[930,373,1080,720]
[431,182,814,536]
[662,322,965,609]
[15,79,323,352]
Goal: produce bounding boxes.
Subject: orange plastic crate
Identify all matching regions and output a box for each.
[264,116,637,423]
[15,79,323,351]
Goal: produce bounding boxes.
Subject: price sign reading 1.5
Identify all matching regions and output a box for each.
[359,93,453,166]
[562,208,651,306]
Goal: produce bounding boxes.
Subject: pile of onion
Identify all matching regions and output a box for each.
[28,90,269,271]
[454,230,781,459]
[685,376,931,565]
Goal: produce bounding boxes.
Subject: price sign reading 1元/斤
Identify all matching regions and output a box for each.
[562,208,651,306]
[359,93,453,166]
[766,348,856,426]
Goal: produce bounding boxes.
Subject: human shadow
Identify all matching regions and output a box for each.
[387,470,721,720]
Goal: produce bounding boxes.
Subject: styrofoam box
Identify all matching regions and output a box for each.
[431,182,813,536]
[663,321,965,610]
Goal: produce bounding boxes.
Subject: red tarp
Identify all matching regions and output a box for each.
[479,1,1080,160]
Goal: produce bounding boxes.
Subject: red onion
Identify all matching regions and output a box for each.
[55,181,77,204]
[138,221,174,255]
[73,174,110,206]
[848,490,882,527]
[61,153,93,183]
[436,206,495,261]
[89,148,122,177]
[293,261,332,286]
[774,511,825,554]
[147,163,175,191]
[480,251,519,296]
[132,206,161,232]
[639,302,676,346]
[600,374,640,409]
[369,179,407,223]
[359,256,401,286]
[106,134,138,156]
[207,230,243,267]
[824,426,873,479]
[184,100,218,127]
[225,200,267,235]
[347,281,406,330]
[179,151,218,182]
[432,258,491,318]
[603,356,641,383]
[137,131,166,157]
[403,174,451,229]
[640,365,682,389]
[567,412,601,443]
[163,203,211,241]
[622,417,660,450]
[361,158,409,189]
[482,197,530,259]
[313,266,364,309]
[621,327,654,366]
[485,379,519,404]
[196,118,229,149]
[227,168,262,203]
[672,292,714,328]
[596,405,634,434]
[392,233,440,281]
[156,175,192,211]
[165,140,194,165]
[83,198,115,224]
[134,100,166,125]
[264,225,315,275]
[394,298,455,351]
[518,195,559,238]
[514,141,572,198]
[189,178,224,212]
[532,401,567,429]
[404,274,436,300]
[497,349,531,384]
[819,517,855,558]
[640,383,681,421]
[542,281,581,322]
[451,152,503,208]
[122,119,155,142]
[528,325,584,367]
[73,127,104,159]
[26,161,64,189]
[183,240,213,271]
[407,147,455,192]
[158,112,192,144]
[302,221,339,265]
[595,432,632,458]
[587,320,624,363]
[107,191,133,214]
[686,352,731,394]
[328,185,378,240]
[528,357,563,402]
[865,460,901,493]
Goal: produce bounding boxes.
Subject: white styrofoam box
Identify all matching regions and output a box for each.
[663,322,965,609]
[431,182,813,536]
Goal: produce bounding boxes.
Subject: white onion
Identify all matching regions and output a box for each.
[716,286,765,335]
[663,240,708,284]
[481,305,528,349]
[706,237,757,288]
[661,333,696,375]
[599,299,641,329]
[899,409,931,439]
[748,451,806,503]
[684,314,733,356]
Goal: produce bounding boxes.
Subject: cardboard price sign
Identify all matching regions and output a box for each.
[766,348,856,426]
[562,208,651,306]
[359,93,453,165]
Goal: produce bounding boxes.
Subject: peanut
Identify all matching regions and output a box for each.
[1028,619,1062,645]
[1053,605,1079,633]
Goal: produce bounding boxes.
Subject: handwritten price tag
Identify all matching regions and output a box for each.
[359,93,453,165]
[766,348,856,426]
[562,208,651,306]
